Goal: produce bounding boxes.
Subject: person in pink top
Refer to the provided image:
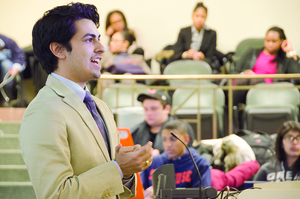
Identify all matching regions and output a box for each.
[231,26,300,106]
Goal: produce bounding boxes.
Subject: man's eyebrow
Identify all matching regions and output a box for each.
[83,33,101,40]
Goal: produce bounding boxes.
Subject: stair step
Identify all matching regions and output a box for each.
[0,150,24,165]
[0,165,30,182]
[0,182,36,199]
[0,135,20,149]
[0,122,22,135]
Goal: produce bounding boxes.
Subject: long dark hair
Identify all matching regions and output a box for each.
[275,120,300,178]
[105,10,128,31]
[267,26,287,64]
[193,2,207,14]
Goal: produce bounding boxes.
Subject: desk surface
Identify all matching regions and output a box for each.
[238,189,300,199]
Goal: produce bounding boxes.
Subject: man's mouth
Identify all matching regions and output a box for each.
[91,58,101,66]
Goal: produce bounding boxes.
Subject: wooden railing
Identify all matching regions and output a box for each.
[97,74,300,140]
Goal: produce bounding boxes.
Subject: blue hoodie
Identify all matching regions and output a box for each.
[141,147,211,189]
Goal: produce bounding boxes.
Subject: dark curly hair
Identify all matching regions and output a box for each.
[32,2,99,74]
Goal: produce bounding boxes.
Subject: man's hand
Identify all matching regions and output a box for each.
[144,186,154,199]
[115,141,153,177]
[8,64,19,75]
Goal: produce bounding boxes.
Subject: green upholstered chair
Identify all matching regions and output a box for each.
[163,60,212,86]
[171,83,225,139]
[244,82,300,134]
[101,83,148,113]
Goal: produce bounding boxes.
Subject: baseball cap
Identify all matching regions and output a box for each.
[137,89,171,105]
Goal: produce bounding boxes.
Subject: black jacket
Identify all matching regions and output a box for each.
[232,48,300,74]
[170,26,217,64]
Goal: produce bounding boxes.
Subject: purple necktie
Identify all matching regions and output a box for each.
[83,91,110,154]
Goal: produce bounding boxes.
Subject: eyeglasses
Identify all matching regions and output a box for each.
[283,135,300,142]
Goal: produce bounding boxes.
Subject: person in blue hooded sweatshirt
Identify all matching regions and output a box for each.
[141,119,211,198]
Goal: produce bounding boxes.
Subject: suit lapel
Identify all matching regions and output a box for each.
[186,27,192,49]
[200,29,208,51]
[46,75,111,161]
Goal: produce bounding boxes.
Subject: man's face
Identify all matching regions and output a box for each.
[59,18,105,87]
[162,129,187,160]
[142,99,170,128]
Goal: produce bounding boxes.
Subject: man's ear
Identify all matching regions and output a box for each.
[49,42,66,59]
[184,134,190,145]
[164,104,171,114]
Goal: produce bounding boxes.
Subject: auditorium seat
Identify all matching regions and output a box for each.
[163,60,212,86]
[171,83,225,139]
[118,128,145,199]
[244,82,300,135]
[101,83,148,113]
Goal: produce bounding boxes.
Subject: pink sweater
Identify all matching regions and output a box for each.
[211,160,260,190]
[253,51,277,83]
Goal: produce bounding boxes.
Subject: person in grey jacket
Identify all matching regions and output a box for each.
[254,121,300,182]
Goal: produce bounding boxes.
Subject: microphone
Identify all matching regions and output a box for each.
[170,131,217,199]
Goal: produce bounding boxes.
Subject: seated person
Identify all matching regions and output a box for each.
[101,30,152,75]
[141,119,211,198]
[232,26,300,105]
[0,34,25,105]
[104,10,152,59]
[131,89,195,156]
[254,121,300,181]
[170,2,216,65]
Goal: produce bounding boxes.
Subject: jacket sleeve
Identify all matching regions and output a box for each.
[211,160,260,190]
[284,56,300,73]
[171,28,188,62]
[194,156,211,188]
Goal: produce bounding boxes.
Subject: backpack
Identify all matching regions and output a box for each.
[235,129,276,166]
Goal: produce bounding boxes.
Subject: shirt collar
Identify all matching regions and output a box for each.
[191,25,209,33]
[50,72,88,101]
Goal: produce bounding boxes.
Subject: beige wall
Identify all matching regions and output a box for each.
[1,0,300,56]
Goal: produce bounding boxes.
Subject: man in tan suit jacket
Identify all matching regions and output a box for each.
[19,2,153,199]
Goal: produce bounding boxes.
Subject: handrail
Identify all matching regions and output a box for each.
[97,74,300,139]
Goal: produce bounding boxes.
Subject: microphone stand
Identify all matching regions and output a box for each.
[170,131,217,199]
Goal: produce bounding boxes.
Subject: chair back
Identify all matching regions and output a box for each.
[117,128,145,198]
[102,83,148,111]
[116,107,145,130]
[233,38,264,63]
[244,82,300,134]
[163,60,212,86]
[171,84,225,139]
